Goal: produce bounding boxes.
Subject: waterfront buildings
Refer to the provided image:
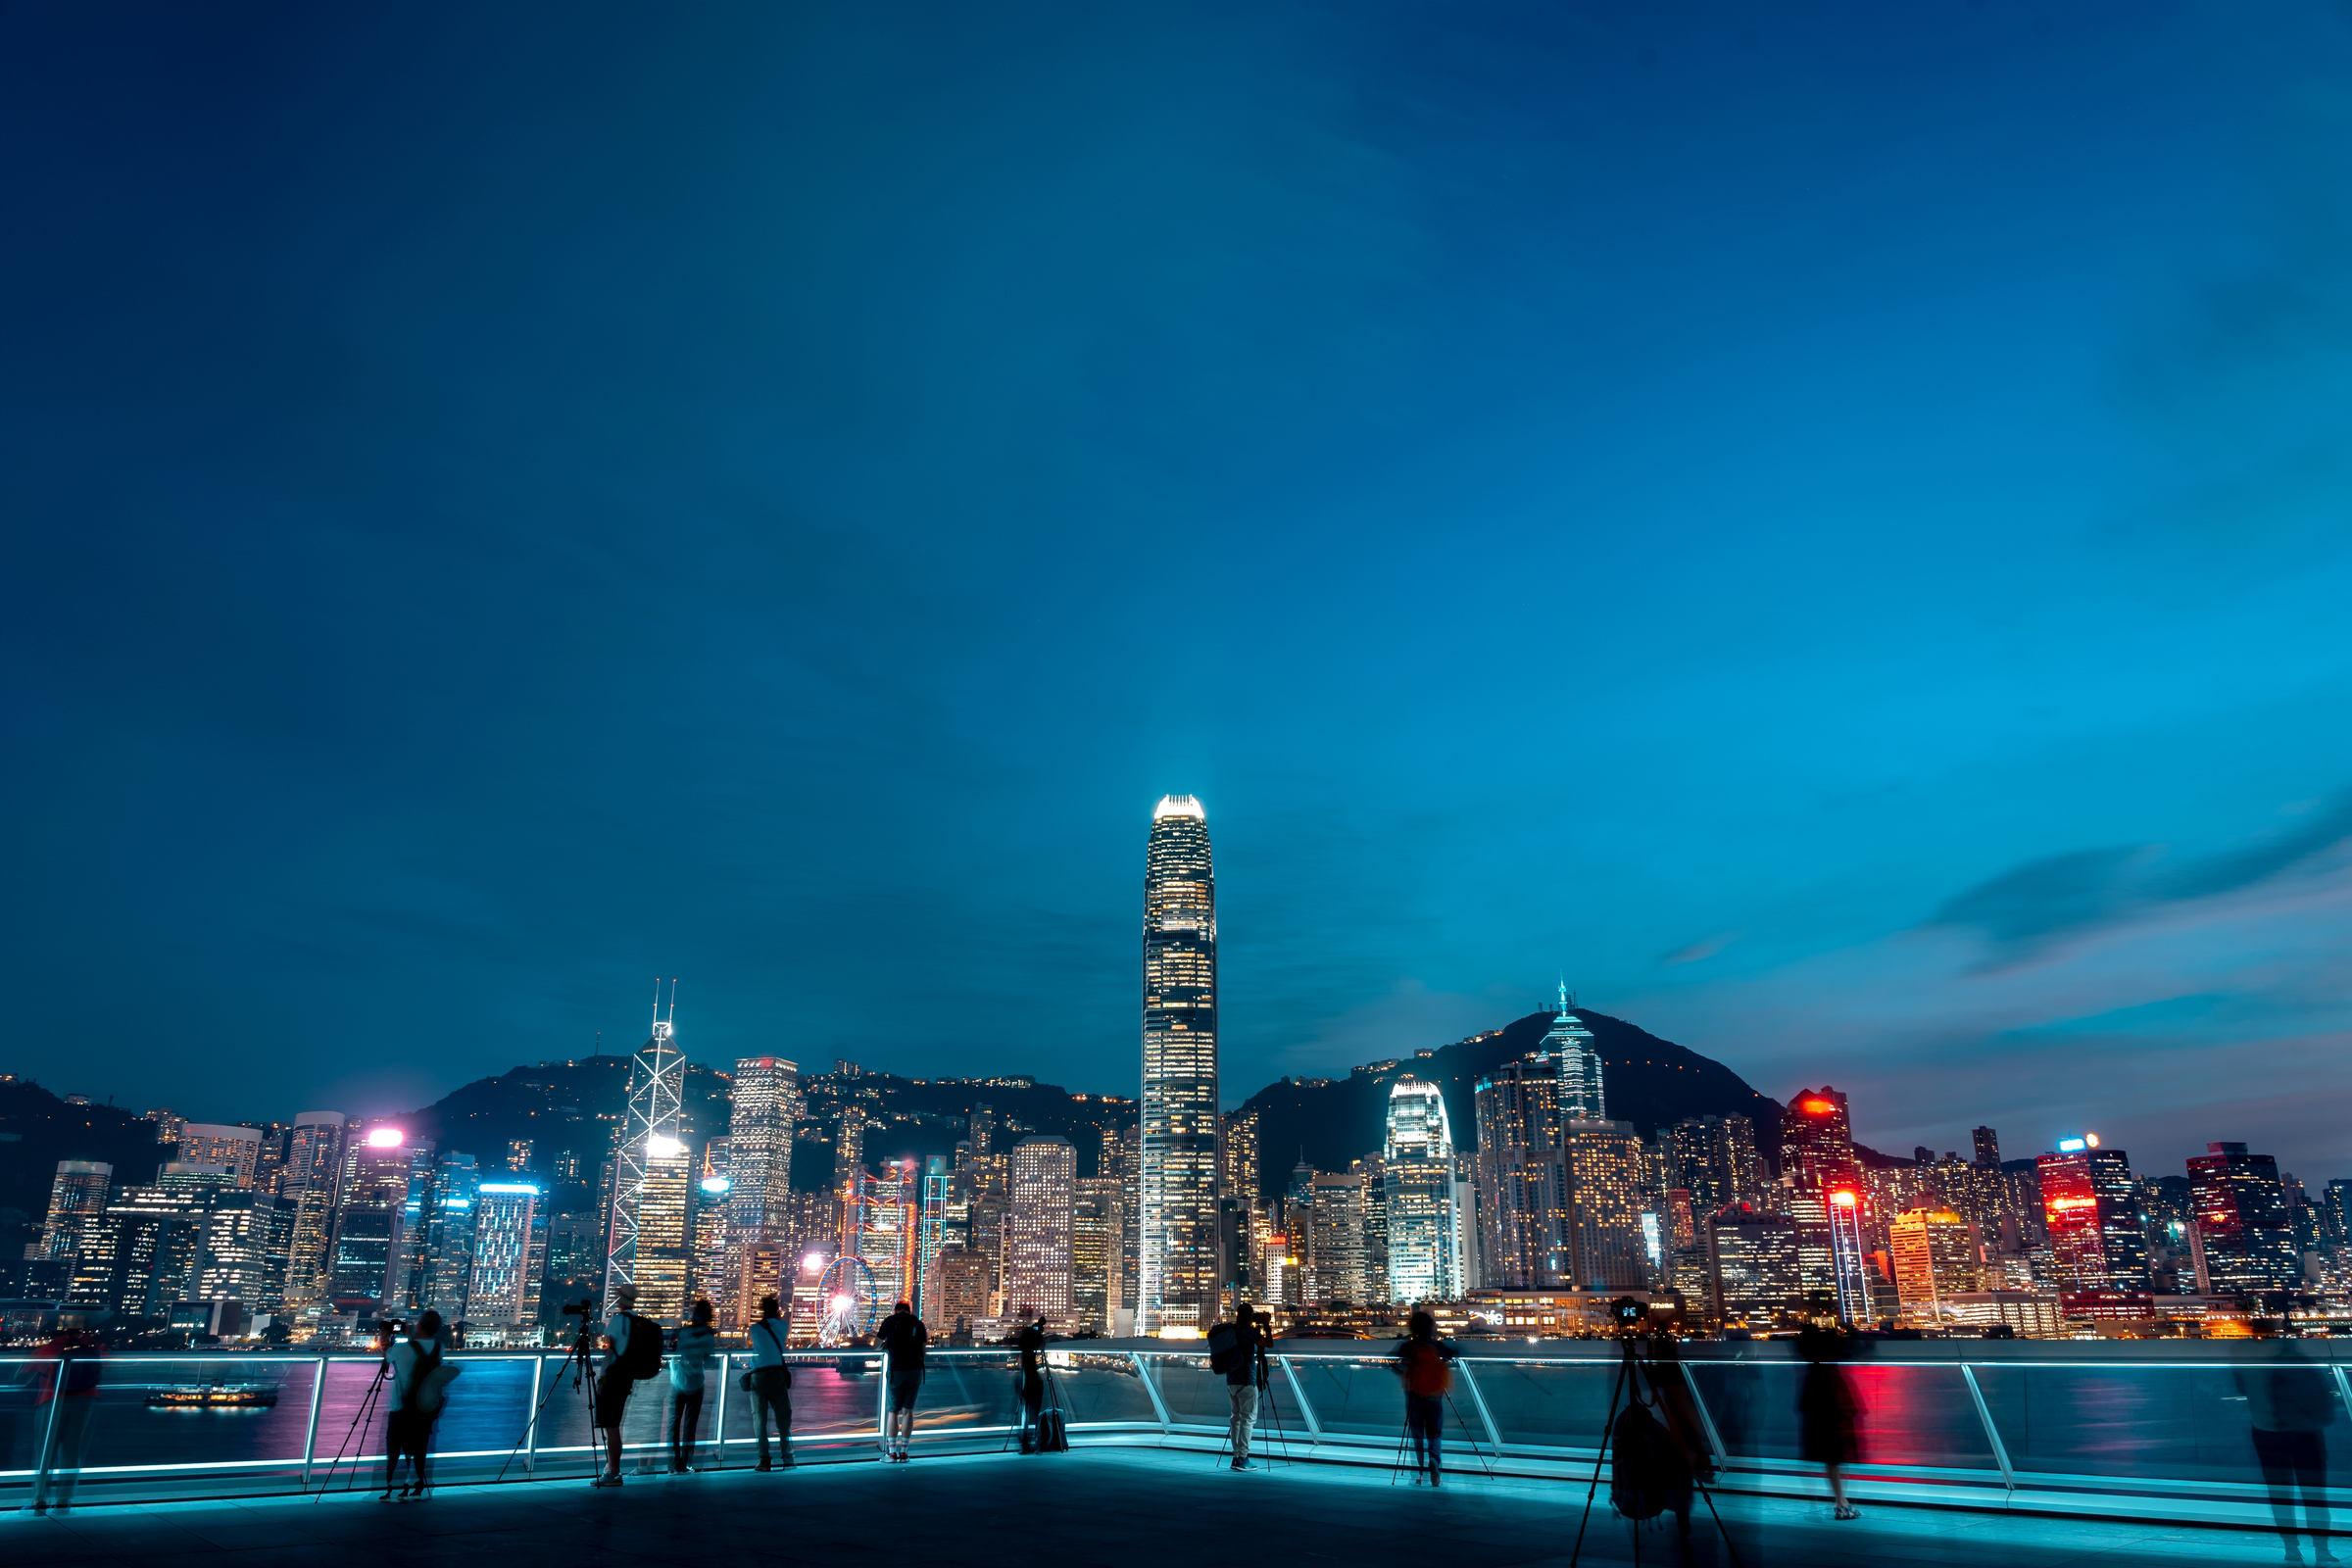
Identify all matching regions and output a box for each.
[2040,1144,2152,1308]
[1562,1118,1648,1292]
[175,1124,264,1190]
[466,1181,549,1326]
[1139,794,1219,1333]
[1544,988,1603,1120]
[31,1161,112,1262]
[1887,1205,1982,1322]
[327,1128,414,1306]
[1474,1054,1564,1289]
[1706,1203,1801,1330]
[279,1111,347,1307]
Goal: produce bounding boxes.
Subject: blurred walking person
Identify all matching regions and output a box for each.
[29,1314,104,1514]
[1396,1309,1452,1487]
[2237,1338,2341,1563]
[1013,1314,1048,1453]
[876,1299,927,1461]
[668,1299,717,1472]
[748,1295,793,1470]
[382,1310,458,1500]
[1796,1323,1861,1520]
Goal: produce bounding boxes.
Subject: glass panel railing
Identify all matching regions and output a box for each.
[4,1355,325,1505]
[1143,1354,1227,1429]
[1973,1358,2352,1490]
[1281,1354,1409,1441]
[1456,1354,1620,1453]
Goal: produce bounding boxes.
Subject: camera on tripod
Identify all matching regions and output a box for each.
[1606,1296,1644,1332]
[562,1298,599,1319]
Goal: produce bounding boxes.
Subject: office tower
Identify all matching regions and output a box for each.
[72,1173,222,1316]
[1665,1114,1759,1212]
[1072,1174,1123,1333]
[144,1107,185,1149]
[724,1056,799,1328]
[1456,1169,1483,1291]
[192,1191,293,1309]
[935,1246,992,1336]
[1382,1078,1458,1303]
[327,1128,414,1307]
[1721,1115,1761,1205]
[1139,794,1218,1333]
[847,1161,912,1306]
[1887,1206,1982,1321]
[1544,986,1604,1119]
[607,994,693,1321]
[466,1181,548,1327]
[2040,1145,2151,1296]
[251,1123,292,1194]
[917,1155,951,1325]
[1563,1118,1649,1292]
[279,1112,348,1306]
[1305,1172,1371,1304]
[2187,1143,2299,1292]
[1706,1204,1802,1330]
[1781,1088,1861,1198]
[506,1140,534,1173]
[1973,1127,2002,1168]
[540,1210,608,1331]
[1475,1055,1565,1289]
[177,1124,265,1190]
[30,1161,113,1261]
[2327,1180,2352,1248]
[395,1148,478,1318]
[1007,1136,1076,1330]
[694,1141,732,1311]
[1222,1106,1261,1209]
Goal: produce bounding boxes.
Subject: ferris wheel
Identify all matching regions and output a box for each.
[816,1256,882,1344]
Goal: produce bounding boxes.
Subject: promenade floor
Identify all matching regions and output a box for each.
[2,1443,2333,1567]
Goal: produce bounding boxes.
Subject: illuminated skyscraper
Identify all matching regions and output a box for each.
[176,1124,265,1190]
[1008,1136,1076,1330]
[1665,1115,1759,1211]
[1563,1118,1648,1291]
[917,1155,950,1325]
[1544,987,1604,1119]
[1706,1203,1802,1330]
[328,1128,414,1307]
[2039,1142,2150,1299]
[1887,1206,1982,1322]
[1781,1088,1860,1197]
[723,1056,799,1327]
[2187,1142,2298,1292]
[31,1161,113,1262]
[278,1112,347,1307]
[192,1190,293,1308]
[1139,794,1218,1333]
[1382,1078,1458,1303]
[606,991,693,1320]
[1071,1174,1124,1333]
[1306,1173,1371,1304]
[1475,1055,1565,1288]
[1972,1127,2002,1168]
[466,1182,548,1327]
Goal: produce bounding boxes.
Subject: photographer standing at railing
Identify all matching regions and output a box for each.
[746,1294,794,1470]
[381,1310,459,1501]
[594,1287,662,1488]
[668,1299,717,1473]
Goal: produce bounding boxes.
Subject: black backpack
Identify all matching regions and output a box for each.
[1205,1321,1240,1375]
[1609,1401,1690,1522]
[619,1313,663,1380]
[1037,1404,1069,1452]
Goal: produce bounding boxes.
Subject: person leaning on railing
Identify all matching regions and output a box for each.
[668,1299,717,1473]
[745,1295,794,1470]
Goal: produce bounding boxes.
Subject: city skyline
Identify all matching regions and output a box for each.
[7,7,2352,1185]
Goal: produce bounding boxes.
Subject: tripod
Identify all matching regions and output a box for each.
[1207,1349,1289,1471]
[1566,1334,1744,1568]
[495,1316,601,1485]
[309,1358,390,1502]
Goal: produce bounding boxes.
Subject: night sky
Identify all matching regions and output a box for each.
[5,4,2350,1180]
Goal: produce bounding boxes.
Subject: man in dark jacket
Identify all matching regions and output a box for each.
[875,1300,927,1461]
[1225,1309,1269,1471]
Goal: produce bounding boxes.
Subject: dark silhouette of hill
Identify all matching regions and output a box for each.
[0,1078,166,1259]
[1234,1007,1785,1200]
[399,1054,735,1186]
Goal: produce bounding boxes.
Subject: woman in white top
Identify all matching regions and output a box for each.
[668,1298,718,1472]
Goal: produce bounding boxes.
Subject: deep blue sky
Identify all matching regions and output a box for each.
[6,3,2351,1181]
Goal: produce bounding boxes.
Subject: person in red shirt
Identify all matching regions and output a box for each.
[32,1314,105,1514]
[1395,1309,1453,1487]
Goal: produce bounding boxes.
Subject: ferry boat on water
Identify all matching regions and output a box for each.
[145,1380,278,1410]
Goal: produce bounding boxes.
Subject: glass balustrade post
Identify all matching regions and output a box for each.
[301,1353,328,1487]
[711,1351,729,1466]
[1455,1361,1504,1457]
[32,1355,68,1503]
[1134,1351,1172,1434]
[1958,1362,2015,1494]
[523,1352,545,1477]
[1676,1359,1728,1468]
[1276,1356,1322,1447]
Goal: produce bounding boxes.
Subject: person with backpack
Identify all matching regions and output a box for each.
[875,1299,928,1461]
[668,1298,717,1473]
[381,1310,459,1500]
[1395,1309,1453,1487]
[747,1294,793,1470]
[1209,1307,1268,1471]
[594,1286,662,1488]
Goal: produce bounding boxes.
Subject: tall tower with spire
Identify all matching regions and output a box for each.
[1139,794,1218,1334]
[606,982,693,1319]
[1544,983,1604,1120]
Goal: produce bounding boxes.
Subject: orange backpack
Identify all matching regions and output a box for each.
[1400,1341,1451,1397]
